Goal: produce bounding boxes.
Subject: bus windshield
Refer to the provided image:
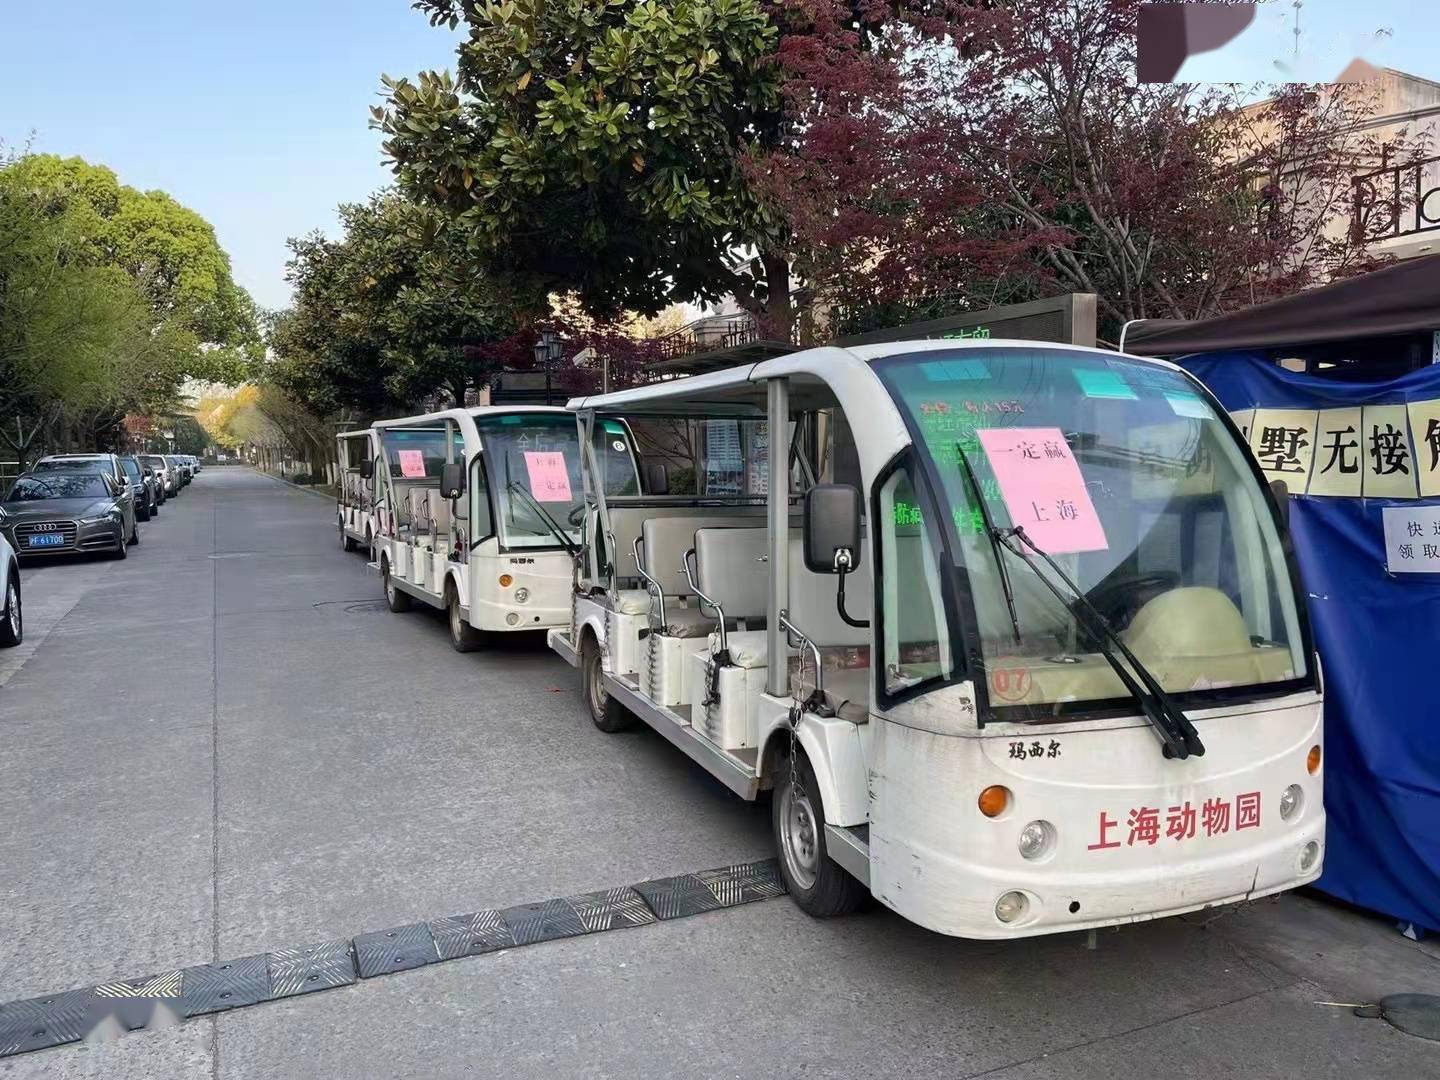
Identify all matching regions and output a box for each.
[873,348,1311,716]
[479,413,638,550]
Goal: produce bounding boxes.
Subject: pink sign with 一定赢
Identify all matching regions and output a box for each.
[397,450,427,479]
[977,427,1107,553]
[523,451,573,503]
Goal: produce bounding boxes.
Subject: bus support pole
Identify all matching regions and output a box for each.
[766,377,789,698]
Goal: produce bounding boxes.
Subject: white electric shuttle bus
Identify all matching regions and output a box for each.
[370,406,640,649]
[549,340,1325,939]
[336,428,379,555]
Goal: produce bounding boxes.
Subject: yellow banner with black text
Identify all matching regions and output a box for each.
[1229,404,1440,499]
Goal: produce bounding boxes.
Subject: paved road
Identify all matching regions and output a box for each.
[1,468,1436,1078]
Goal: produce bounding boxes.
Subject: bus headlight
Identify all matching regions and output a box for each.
[1279,784,1303,821]
[995,891,1029,924]
[513,587,530,604]
[1018,820,1055,860]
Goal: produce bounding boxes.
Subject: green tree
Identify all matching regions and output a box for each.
[374,0,793,333]
[271,192,526,413]
[0,162,186,465]
[0,154,263,384]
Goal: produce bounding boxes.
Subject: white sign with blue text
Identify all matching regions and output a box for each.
[1382,505,1440,574]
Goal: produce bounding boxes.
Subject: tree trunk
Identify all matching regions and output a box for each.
[760,249,793,344]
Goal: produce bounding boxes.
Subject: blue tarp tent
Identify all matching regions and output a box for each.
[1151,353,1440,933]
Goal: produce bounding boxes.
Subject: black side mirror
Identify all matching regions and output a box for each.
[439,462,465,501]
[643,461,669,495]
[803,483,862,574]
[1269,479,1290,526]
[358,459,375,480]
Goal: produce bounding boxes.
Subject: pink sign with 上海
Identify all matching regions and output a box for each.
[523,451,573,503]
[397,450,427,479]
[977,426,1107,553]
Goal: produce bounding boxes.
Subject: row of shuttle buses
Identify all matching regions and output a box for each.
[337,340,1326,940]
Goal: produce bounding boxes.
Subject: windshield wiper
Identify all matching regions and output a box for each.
[505,480,580,556]
[955,442,1023,645]
[996,526,1206,761]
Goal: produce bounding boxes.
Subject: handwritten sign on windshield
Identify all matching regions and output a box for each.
[978,427,1107,553]
[397,450,427,479]
[523,451,573,503]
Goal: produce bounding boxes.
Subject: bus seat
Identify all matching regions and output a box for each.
[431,493,453,545]
[694,527,768,622]
[637,516,755,637]
[785,539,872,648]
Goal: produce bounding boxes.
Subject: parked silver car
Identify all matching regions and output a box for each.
[0,531,20,647]
[146,454,179,496]
[0,471,138,558]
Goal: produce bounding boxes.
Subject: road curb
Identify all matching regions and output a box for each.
[254,469,334,502]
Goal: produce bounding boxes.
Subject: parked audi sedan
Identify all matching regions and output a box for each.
[0,472,138,559]
[0,532,20,647]
[33,454,137,521]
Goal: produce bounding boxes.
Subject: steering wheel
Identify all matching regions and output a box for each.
[1087,571,1181,628]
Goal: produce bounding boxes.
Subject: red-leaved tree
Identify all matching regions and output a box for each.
[751,0,1430,339]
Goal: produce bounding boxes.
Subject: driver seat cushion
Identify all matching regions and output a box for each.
[657,606,724,638]
[788,664,871,724]
[611,589,653,616]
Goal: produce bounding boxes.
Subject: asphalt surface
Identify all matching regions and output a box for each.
[1,467,1436,1078]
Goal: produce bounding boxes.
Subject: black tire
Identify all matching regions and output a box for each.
[772,748,868,917]
[341,520,357,553]
[0,571,21,648]
[130,524,141,545]
[382,557,411,612]
[111,536,128,560]
[364,528,374,560]
[137,505,151,522]
[582,634,634,732]
[446,584,484,652]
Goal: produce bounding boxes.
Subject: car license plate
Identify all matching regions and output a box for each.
[27,533,65,548]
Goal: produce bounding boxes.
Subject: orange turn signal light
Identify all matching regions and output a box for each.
[978,785,1012,818]
[1307,744,1322,775]
[498,574,514,588]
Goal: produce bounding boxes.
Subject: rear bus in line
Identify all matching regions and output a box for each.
[336,428,379,555]
[548,339,1325,939]
[368,407,639,650]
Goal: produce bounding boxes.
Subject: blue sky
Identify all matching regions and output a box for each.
[0,1,457,311]
[1177,0,1434,84]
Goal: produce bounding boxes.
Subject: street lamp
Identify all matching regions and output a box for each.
[533,330,563,404]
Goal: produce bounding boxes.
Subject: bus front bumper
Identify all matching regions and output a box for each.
[867,813,1324,940]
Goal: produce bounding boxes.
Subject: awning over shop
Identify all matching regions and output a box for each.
[1124,254,1440,356]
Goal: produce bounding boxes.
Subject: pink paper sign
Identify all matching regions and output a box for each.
[977,427,1108,553]
[523,451,573,503]
[397,450,427,479]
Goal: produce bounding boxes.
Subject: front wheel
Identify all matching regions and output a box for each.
[773,749,867,917]
[582,636,634,732]
[0,575,21,647]
[382,558,411,613]
[447,585,483,652]
[341,521,357,553]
